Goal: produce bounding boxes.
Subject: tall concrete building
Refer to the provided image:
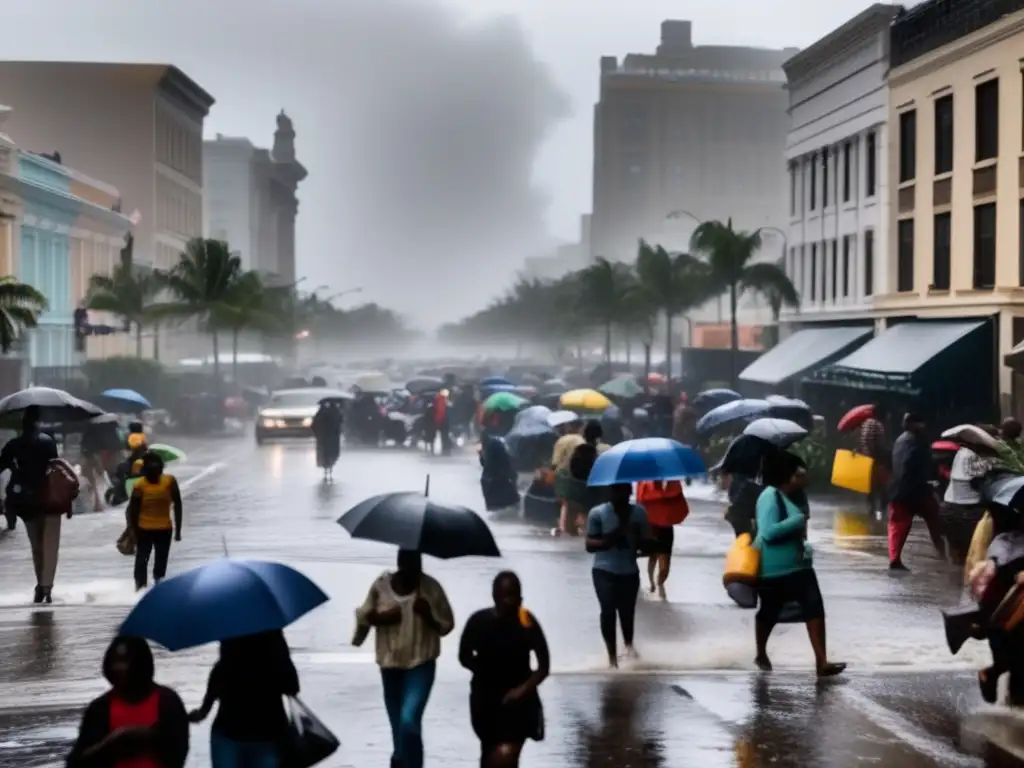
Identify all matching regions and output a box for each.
[203,112,307,284]
[591,21,797,263]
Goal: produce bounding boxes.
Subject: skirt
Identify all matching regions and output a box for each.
[756,569,825,624]
[470,689,544,749]
[649,525,674,555]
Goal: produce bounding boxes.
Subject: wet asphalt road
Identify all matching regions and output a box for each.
[0,434,1021,767]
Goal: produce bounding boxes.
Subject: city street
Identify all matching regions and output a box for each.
[0,434,1020,767]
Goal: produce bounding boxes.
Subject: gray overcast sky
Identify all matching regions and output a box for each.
[2,0,877,323]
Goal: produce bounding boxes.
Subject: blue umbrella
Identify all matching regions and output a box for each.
[480,376,513,388]
[101,388,152,409]
[692,388,742,410]
[481,383,517,394]
[696,399,772,435]
[119,560,328,651]
[587,437,706,486]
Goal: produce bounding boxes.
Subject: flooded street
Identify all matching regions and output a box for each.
[0,435,1018,767]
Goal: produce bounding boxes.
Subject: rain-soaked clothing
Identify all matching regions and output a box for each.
[479,437,519,510]
[312,405,343,469]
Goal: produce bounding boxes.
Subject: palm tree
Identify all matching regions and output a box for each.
[0,276,46,353]
[576,257,636,364]
[212,270,277,385]
[618,284,657,369]
[158,238,243,385]
[690,219,799,386]
[635,240,711,379]
[86,263,164,357]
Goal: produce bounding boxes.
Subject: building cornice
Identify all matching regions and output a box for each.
[157,66,215,119]
[0,172,132,234]
[890,6,1024,86]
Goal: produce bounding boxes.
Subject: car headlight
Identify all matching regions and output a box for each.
[261,418,286,428]
[302,417,313,427]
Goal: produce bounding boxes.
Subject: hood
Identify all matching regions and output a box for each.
[259,405,318,419]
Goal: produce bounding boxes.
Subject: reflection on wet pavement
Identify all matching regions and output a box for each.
[0,435,1016,766]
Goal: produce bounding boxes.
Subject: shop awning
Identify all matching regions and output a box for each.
[738,326,873,386]
[827,320,985,380]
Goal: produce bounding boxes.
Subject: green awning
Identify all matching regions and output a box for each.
[738,326,872,386]
[827,320,985,381]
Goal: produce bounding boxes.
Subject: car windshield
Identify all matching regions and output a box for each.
[268,391,322,408]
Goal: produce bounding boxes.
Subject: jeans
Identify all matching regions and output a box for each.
[210,731,279,768]
[135,528,172,588]
[592,569,640,657]
[381,660,436,768]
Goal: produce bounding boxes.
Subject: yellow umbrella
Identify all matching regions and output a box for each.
[559,388,612,412]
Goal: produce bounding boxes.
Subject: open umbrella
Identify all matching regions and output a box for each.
[100,388,152,411]
[406,376,444,395]
[0,386,103,425]
[837,404,874,433]
[931,440,960,454]
[941,424,1004,455]
[481,383,518,394]
[119,560,329,651]
[599,378,643,399]
[479,376,513,388]
[560,389,612,413]
[515,405,552,426]
[692,388,742,411]
[547,410,580,429]
[587,438,706,486]
[743,418,807,448]
[712,434,777,476]
[148,443,186,464]
[540,379,568,396]
[483,391,528,413]
[355,372,392,393]
[338,492,500,558]
[696,399,772,435]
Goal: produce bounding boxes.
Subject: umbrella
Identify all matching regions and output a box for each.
[515,405,552,426]
[483,391,528,413]
[599,378,644,399]
[696,399,772,435]
[406,377,444,395]
[743,418,808,448]
[338,492,500,558]
[766,395,811,412]
[0,386,103,425]
[647,373,667,383]
[931,440,960,453]
[838,404,874,432]
[479,376,512,388]
[507,420,556,440]
[560,389,612,413]
[981,473,1024,509]
[713,434,778,476]
[692,388,742,410]
[148,443,186,464]
[355,372,392,393]
[119,560,329,651]
[547,410,581,429]
[941,424,1004,455]
[540,379,568,396]
[587,437,706,486]
[481,383,518,394]
[101,388,152,410]
[514,385,538,398]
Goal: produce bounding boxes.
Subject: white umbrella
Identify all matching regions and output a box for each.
[354,372,392,393]
[743,418,808,448]
[547,410,581,428]
[941,424,1003,454]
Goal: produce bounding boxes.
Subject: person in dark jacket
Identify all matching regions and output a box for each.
[66,635,189,768]
[887,412,945,570]
[188,629,299,767]
[311,400,344,482]
[480,435,520,511]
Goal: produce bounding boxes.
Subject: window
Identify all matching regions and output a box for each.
[831,240,838,301]
[973,203,997,289]
[809,155,816,211]
[932,212,951,290]
[864,229,874,295]
[866,131,877,197]
[899,110,917,183]
[822,151,830,208]
[789,163,796,216]
[1020,200,1024,286]
[843,142,852,202]
[810,243,817,301]
[842,235,851,297]
[976,78,999,162]
[934,94,954,175]
[897,219,914,292]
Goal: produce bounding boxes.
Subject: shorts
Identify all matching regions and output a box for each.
[756,568,825,624]
[649,525,674,554]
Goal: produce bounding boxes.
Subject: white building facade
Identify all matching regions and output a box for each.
[781,4,900,325]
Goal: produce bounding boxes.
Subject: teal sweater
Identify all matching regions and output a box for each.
[753,487,811,579]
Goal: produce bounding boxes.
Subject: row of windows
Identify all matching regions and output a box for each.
[786,230,875,306]
[895,202,1007,293]
[790,132,877,216]
[20,230,71,318]
[898,75,1006,183]
[156,106,202,184]
[156,177,202,238]
[71,237,119,305]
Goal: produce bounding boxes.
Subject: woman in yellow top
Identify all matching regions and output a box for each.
[127,452,183,591]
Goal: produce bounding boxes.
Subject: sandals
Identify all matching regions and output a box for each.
[817,662,846,678]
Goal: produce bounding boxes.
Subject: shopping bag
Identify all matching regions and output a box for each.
[831,449,874,495]
[723,533,760,588]
[280,696,340,768]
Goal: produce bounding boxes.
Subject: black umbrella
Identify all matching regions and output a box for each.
[338,492,500,559]
[0,386,103,425]
[406,377,444,395]
[713,434,779,476]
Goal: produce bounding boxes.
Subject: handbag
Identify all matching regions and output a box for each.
[280,696,340,768]
[116,527,136,556]
[831,449,874,495]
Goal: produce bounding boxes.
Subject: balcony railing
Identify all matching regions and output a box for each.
[891,0,1024,68]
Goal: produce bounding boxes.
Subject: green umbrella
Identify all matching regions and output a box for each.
[482,391,528,412]
[599,378,644,399]
[149,443,187,463]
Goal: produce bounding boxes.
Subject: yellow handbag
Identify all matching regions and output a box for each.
[723,533,760,587]
[831,449,874,495]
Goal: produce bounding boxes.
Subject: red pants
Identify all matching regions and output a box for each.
[888,495,943,563]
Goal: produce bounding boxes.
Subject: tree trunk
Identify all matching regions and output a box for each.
[643,343,652,390]
[153,323,160,361]
[664,312,673,380]
[604,322,612,365]
[135,324,143,358]
[232,328,239,386]
[625,335,632,367]
[729,282,739,388]
[211,331,221,389]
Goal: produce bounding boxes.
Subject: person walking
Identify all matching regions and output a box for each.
[552,419,584,535]
[636,480,689,600]
[434,389,452,455]
[888,412,945,571]
[127,452,183,591]
[0,405,61,603]
[188,629,299,767]
[858,403,890,516]
[459,571,549,767]
[585,483,651,668]
[753,452,845,677]
[311,399,343,482]
[353,549,455,768]
[67,635,189,768]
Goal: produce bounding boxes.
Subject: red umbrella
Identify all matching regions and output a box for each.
[837,404,874,432]
[931,440,960,453]
[647,373,666,383]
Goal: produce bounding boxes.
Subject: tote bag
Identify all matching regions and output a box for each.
[831,449,874,495]
[280,696,340,768]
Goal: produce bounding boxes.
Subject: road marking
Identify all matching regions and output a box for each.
[179,462,224,492]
